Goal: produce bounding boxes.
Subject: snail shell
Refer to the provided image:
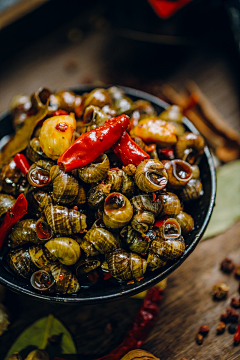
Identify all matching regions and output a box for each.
[41,263,80,294]
[105,168,123,192]
[160,105,183,123]
[54,90,82,112]
[84,88,112,109]
[105,249,147,281]
[156,218,181,240]
[131,211,155,234]
[180,179,204,202]
[174,211,194,234]
[121,226,150,254]
[30,269,55,292]
[44,204,87,235]
[27,160,54,188]
[80,227,119,257]
[29,245,56,268]
[121,171,135,198]
[175,132,205,165]
[0,194,15,217]
[131,195,162,216]
[7,248,37,279]
[28,189,53,212]
[103,192,133,229]
[147,236,185,270]
[87,183,111,209]
[121,349,159,360]
[158,192,181,216]
[26,137,48,163]
[78,154,110,183]
[79,105,110,133]
[75,256,101,276]
[162,160,192,188]
[135,159,168,193]
[45,237,81,265]
[0,159,22,196]
[9,219,43,248]
[51,165,79,204]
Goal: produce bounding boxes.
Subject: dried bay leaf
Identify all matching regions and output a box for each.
[0,90,50,166]
[5,314,76,360]
[203,160,240,240]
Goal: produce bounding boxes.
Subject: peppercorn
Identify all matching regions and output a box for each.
[196,333,203,345]
[220,307,239,323]
[220,258,235,274]
[199,325,210,336]
[212,282,229,300]
[234,265,240,279]
[231,297,240,308]
[228,324,237,334]
[217,321,226,335]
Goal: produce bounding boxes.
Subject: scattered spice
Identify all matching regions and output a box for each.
[212,282,229,300]
[234,320,240,345]
[231,297,240,309]
[216,321,226,335]
[199,325,210,336]
[196,333,203,345]
[220,258,235,274]
[228,324,237,334]
[234,265,240,279]
[220,307,239,323]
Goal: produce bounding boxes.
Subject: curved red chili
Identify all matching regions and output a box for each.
[14,154,30,177]
[52,110,69,116]
[58,115,130,172]
[0,193,28,249]
[112,131,150,166]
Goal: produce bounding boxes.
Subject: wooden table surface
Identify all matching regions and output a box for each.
[0,4,240,359]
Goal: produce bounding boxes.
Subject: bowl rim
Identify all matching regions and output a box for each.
[0,84,216,304]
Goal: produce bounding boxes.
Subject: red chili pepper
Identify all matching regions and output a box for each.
[95,286,164,360]
[58,115,130,172]
[13,154,30,177]
[234,320,240,344]
[0,194,28,250]
[103,271,112,280]
[112,131,150,166]
[52,110,69,116]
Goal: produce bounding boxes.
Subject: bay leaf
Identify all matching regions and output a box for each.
[0,92,49,166]
[5,314,76,360]
[203,160,240,240]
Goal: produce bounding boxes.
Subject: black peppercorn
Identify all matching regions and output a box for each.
[228,324,237,334]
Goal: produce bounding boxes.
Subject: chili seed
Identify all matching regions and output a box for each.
[217,321,226,335]
[220,258,235,274]
[199,325,210,336]
[196,333,203,345]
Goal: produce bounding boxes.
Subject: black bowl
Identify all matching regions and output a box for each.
[0,85,216,304]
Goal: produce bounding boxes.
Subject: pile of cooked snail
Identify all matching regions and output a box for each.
[0,86,205,296]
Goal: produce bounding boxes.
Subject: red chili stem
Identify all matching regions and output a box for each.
[94,286,164,360]
[234,319,240,344]
[52,110,69,116]
[0,194,28,249]
[58,115,130,172]
[112,131,150,166]
[13,154,30,177]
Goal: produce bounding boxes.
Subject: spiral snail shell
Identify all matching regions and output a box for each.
[135,159,168,193]
[51,165,80,204]
[78,154,110,183]
[45,237,81,265]
[80,227,119,257]
[103,192,133,229]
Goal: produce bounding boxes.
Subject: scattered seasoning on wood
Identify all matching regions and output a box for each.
[212,282,229,300]
[196,333,204,345]
[94,286,164,360]
[234,265,240,279]
[220,308,239,323]
[199,325,210,336]
[231,297,240,309]
[234,320,240,345]
[216,321,226,335]
[228,324,237,334]
[220,258,235,274]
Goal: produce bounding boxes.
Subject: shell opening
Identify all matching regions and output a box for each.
[172,160,192,182]
[30,270,54,291]
[147,171,167,188]
[36,219,52,240]
[105,193,125,211]
[163,219,181,240]
[183,148,198,165]
[28,167,51,187]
